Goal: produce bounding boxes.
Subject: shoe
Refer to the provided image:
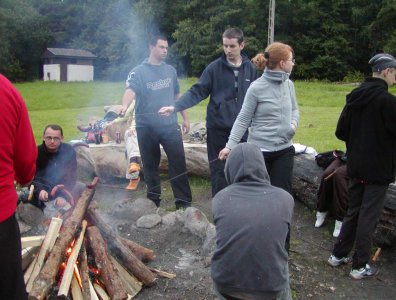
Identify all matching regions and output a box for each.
[327,254,352,267]
[128,162,140,174]
[126,177,140,190]
[315,211,328,227]
[349,264,379,280]
[333,220,343,237]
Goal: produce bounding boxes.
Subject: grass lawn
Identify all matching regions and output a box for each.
[15,79,395,152]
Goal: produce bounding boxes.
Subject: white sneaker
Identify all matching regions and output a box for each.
[315,211,328,227]
[333,220,343,237]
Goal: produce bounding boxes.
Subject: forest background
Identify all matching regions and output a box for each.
[1,0,396,82]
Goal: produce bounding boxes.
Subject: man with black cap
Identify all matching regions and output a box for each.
[328,53,396,279]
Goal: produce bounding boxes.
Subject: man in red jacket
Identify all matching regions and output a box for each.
[0,74,37,299]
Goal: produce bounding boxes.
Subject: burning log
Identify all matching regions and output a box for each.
[79,242,92,300]
[89,280,100,300]
[87,207,156,286]
[58,220,88,297]
[26,217,63,293]
[28,188,95,300]
[118,236,155,262]
[86,226,128,300]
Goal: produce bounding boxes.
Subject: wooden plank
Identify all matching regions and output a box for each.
[21,236,45,248]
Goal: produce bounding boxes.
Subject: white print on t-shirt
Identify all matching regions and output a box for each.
[146,78,172,90]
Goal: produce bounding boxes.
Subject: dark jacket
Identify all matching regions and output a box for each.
[34,143,77,198]
[336,77,396,184]
[174,53,257,129]
[211,143,294,299]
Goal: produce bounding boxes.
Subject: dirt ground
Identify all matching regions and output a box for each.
[92,181,396,300]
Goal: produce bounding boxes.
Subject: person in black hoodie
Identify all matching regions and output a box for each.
[158,28,257,196]
[328,53,396,279]
[211,143,294,300]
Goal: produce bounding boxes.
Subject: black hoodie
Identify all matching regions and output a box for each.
[336,77,396,183]
[211,143,294,299]
[174,53,257,129]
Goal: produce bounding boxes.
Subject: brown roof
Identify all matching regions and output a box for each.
[42,48,97,59]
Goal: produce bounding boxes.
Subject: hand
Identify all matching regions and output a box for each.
[39,190,49,201]
[125,127,137,137]
[158,106,175,117]
[104,120,114,128]
[54,197,67,208]
[119,105,128,117]
[291,123,297,132]
[218,148,231,160]
[182,119,190,134]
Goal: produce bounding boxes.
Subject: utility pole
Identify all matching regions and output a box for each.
[268,0,275,45]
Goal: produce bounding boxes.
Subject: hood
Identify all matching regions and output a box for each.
[346,77,388,109]
[224,143,270,184]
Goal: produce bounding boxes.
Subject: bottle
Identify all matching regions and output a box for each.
[116,131,121,144]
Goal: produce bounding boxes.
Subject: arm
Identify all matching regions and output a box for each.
[289,81,299,131]
[158,67,213,116]
[335,106,348,142]
[120,88,135,116]
[13,97,37,186]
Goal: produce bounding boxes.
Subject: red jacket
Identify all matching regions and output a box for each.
[0,74,37,222]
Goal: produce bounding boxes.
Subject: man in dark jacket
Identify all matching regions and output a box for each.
[328,53,396,279]
[211,143,293,299]
[31,124,78,209]
[158,28,257,196]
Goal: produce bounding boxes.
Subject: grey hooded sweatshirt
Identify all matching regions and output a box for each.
[211,143,294,299]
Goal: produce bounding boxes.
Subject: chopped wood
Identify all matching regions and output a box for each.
[87,226,128,300]
[22,247,39,272]
[71,274,84,300]
[87,207,156,286]
[119,236,155,262]
[79,242,91,300]
[21,236,45,248]
[28,188,95,300]
[110,256,142,298]
[26,217,63,293]
[93,283,110,300]
[149,268,176,279]
[58,220,88,297]
[89,280,100,300]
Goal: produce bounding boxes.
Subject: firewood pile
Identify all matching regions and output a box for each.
[22,179,175,300]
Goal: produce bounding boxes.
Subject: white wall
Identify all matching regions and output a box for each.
[43,64,60,81]
[67,65,94,82]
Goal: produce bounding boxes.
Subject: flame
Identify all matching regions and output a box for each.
[74,264,83,288]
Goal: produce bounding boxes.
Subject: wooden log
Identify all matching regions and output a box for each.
[58,220,88,297]
[71,274,84,300]
[110,256,142,298]
[88,280,100,300]
[79,242,91,300]
[86,226,128,300]
[292,153,396,246]
[149,268,176,279]
[21,236,45,248]
[28,188,95,300]
[22,247,39,272]
[26,217,63,293]
[87,207,156,286]
[93,283,110,300]
[119,236,155,262]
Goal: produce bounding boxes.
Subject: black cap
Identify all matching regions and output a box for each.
[369,53,396,72]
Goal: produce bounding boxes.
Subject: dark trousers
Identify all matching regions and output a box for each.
[263,146,295,195]
[137,124,192,207]
[0,214,27,300]
[332,179,388,269]
[207,127,247,196]
[317,159,349,220]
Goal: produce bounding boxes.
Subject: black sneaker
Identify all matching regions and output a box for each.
[349,264,379,279]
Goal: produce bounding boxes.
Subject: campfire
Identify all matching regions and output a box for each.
[21,178,175,299]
